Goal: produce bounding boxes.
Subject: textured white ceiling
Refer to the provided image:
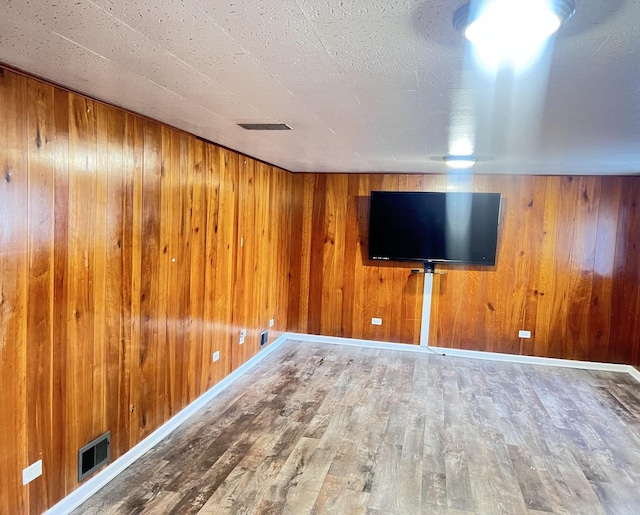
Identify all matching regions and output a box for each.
[1,0,638,175]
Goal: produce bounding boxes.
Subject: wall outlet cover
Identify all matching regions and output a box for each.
[23,460,43,485]
[518,330,532,338]
[212,351,220,362]
[371,317,383,326]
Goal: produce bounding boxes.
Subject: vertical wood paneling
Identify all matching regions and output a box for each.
[138,120,162,440]
[231,157,255,369]
[320,174,347,336]
[66,93,98,489]
[159,126,175,417]
[341,175,360,337]
[211,147,237,382]
[0,68,28,514]
[0,66,296,512]
[588,177,620,362]
[520,176,547,356]
[353,174,372,341]
[175,132,192,408]
[104,106,128,460]
[287,174,314,333]
[127,113,144,451]
[26,79,55,514]
[201,143,220,392]
[51,85,69,503]
[308,174,327,335]
[289,172,640,364]
[93,103,109,442]
[273,168,292,340]
[613,179,640,364]
[534,175,561,358]
[631,181,640,364]
[547,176,580,357]
[187,138,206,404]
[256,161,273,338]
[565,177,599,360]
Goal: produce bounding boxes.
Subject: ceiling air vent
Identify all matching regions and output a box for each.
[238,123,291,131]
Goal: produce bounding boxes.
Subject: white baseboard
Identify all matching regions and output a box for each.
[46,333,288,515]
[628,366,640,383]
[285,332,640,382]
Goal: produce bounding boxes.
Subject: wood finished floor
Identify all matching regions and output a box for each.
[74,341,640,515]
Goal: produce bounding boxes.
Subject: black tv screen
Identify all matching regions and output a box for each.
[368,191,501,265]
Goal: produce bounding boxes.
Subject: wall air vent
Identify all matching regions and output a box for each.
[238,123,291,131]
[78,431,110,481]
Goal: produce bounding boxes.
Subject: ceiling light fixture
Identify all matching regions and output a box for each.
[453,0,576,69]
[443,155,478,169]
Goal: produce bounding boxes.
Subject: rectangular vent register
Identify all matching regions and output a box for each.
[78,431,111,481]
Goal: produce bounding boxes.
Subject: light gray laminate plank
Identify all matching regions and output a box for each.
[72,341,640,515]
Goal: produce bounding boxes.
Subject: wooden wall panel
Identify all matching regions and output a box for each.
[0,68,29,514]
[51,84,70,506]
[26,78,55,515]
[209,147,237,386]
[66,93,99,489]
[138,119,162,441]
[289,173,640,366]
[0,66,293,513]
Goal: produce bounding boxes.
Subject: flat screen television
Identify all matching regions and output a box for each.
[368,191,501,265]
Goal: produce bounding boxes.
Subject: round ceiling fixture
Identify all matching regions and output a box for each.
[453,0,576,68]
[443,155,478,169]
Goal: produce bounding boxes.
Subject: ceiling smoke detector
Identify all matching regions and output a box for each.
[453,0,576,68]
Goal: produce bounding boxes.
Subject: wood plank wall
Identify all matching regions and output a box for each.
[288,173,640,365]
[0,67,292,513]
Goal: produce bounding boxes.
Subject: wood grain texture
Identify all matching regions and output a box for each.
[26,78,56,515]
[0,66,293,513]
[289,173,640,365]
[0,67,29,514]
[72,340,640,514]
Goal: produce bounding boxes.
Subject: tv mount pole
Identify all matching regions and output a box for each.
[410,262,446,346]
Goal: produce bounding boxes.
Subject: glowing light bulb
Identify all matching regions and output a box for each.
[465,0,561,69]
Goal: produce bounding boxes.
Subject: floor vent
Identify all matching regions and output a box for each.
[238,123,291,131]
[78,431,110,482]
[260,330,269,348]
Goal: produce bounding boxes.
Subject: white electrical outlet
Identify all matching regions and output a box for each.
[269,318,275,327]
[239,329,246,345]
[22,460,42,485]
[518,330,532,338]
[371,317,383,326]
[212,351,220,362]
